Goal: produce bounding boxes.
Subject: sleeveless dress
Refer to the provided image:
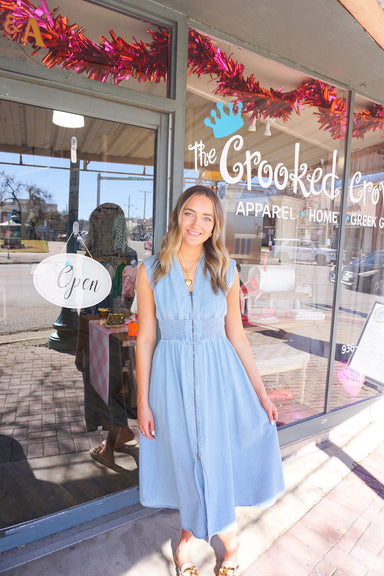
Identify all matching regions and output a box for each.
[139,255,284,540]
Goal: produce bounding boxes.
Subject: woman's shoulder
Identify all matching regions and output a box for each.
[143,253,157,269]
[226,258,237,288]
[141,254,158,283]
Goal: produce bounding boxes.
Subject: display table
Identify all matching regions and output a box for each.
[89,320,129,405]
[75,314,137,432]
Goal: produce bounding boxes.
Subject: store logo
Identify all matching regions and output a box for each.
[204,102,244,138]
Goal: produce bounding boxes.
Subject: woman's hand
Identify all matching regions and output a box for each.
[138,403,156,439]
[260,396,278,424]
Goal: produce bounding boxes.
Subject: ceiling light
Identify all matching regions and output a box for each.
[52,110,85,128]
[264,119,271,137]
[248,117,256,132]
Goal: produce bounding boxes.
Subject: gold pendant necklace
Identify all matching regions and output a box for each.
[179,252,203,288]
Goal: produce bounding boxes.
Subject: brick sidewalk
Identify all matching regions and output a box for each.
[243,441,384,576]
[0,339,104,460]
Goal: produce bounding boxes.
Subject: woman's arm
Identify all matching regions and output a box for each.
[225,268,278,424]
[136,262,157,439]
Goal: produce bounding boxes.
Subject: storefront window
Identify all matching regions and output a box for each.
[0,0,170,97]
[184,29,350,427]
[0,99,155,528]
[330,95,384,409]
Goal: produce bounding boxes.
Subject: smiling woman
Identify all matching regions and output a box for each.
[136,185,284,575]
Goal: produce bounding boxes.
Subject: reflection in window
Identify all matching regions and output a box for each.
[331,95,384,410]
[184,29,356,427]
[0,99,155,528]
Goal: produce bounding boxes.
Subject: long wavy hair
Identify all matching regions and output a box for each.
[152,185,229,293]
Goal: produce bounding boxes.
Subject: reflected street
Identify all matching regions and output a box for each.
[0,238,150,335]
[2,261,383,336]
[0,263,58,334]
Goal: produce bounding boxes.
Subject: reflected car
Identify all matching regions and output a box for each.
[144,238,152,251]
[77,231,88,250]
[314,245,337,265]
[329,250,384,295]
[271,238,316,262]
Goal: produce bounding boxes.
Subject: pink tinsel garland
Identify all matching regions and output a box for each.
[0,0,383,139]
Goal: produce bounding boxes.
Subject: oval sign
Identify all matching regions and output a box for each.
[33,253,112,308]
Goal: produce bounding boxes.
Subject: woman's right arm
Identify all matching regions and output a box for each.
[136,262,157,439]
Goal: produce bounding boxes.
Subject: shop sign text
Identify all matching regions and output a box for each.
[3,14,46,48]
[33,253,112,309]
[188,137,384,219]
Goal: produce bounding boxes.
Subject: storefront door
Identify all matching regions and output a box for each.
[0,90,169,546]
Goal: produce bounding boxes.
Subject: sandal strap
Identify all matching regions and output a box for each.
[179,564,199,576]
[219,561,239,576]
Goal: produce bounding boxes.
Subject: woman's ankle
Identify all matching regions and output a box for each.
[224,543,239,563]
[218,532,239,563]
[175,530,194,567]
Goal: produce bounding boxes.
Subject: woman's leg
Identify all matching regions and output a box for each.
[217,531,239,564]
[175,529,195,569]
[114,426,135,447]
[90,426,134,466]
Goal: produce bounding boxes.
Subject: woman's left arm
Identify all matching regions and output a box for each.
[225,268,278,424]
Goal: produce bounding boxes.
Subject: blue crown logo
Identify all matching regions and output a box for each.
[204,102,244,138]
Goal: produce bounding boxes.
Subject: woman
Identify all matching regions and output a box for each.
[136,186,284,576]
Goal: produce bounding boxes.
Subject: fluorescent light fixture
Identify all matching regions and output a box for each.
[52,110,85,128]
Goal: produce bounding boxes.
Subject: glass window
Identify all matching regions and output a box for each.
[0,99,155,528]
[330,95,384,409]
[0,0,170,97]
[184,29,349,427]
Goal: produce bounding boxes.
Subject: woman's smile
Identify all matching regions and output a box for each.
[180,194,215,247]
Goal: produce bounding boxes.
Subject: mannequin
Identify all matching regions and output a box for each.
[76,202,138,467]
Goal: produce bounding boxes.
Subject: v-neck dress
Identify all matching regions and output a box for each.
[139,255,284,540]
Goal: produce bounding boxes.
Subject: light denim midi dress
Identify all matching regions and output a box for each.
[139,254,285,539]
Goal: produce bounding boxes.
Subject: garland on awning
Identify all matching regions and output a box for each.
[1,0,383,139]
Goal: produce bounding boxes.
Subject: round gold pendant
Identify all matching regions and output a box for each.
[185,278,192,287]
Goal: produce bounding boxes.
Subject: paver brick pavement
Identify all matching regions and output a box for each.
[0,432,382,576]
[242,441,384,576]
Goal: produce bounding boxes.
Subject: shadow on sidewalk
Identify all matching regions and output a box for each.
[319,439,384,500]
[0,435,139,530]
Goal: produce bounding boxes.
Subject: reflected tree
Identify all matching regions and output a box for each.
[0,171,52,239]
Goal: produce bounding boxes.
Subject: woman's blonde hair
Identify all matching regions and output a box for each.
[152,185,229,293]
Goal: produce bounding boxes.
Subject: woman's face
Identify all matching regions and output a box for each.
[180,194,215,248]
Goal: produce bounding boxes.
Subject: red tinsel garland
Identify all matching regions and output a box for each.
[0,0,383,139]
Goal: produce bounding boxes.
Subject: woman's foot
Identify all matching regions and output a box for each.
[89,445,115,467]
[218,561,238,576]
[174,562,199,576]
[175,530,198,575]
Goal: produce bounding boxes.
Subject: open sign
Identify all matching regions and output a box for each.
[33,253,112,308]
